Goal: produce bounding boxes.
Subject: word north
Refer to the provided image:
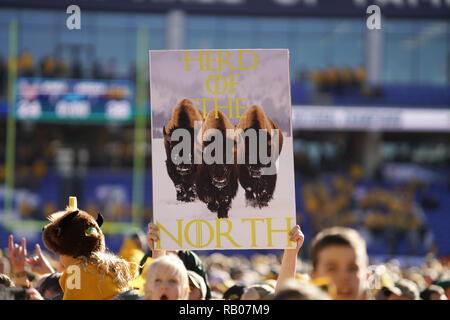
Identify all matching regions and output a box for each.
[169,121,280,175]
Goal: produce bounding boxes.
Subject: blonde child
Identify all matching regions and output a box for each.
[143,223,189,300]
[143,254,189,300]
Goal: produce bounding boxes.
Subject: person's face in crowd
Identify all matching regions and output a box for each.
[42,288,60,300]
[188,282,203,300]
[429,292,447,300]
[147,270,187,300]
[388,293,411,300]
[312,245,366,300]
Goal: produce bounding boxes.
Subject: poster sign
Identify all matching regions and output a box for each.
[150,49,296,250]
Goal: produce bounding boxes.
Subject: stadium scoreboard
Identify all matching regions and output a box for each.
[14,78,135,123]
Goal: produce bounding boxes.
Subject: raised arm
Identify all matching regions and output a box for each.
[26,244,55,275]
[8,235,30,287]
[274,224,304,294]
[147,222,166,259]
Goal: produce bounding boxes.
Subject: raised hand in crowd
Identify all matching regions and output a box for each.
[275,224,304,294]
[26,244,55,275]
[26,287,44,300]
[147,222,166,259]
[8,235,29,287]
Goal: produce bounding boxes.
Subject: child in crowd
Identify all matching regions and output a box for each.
[143,254,190,300]
[143,222,189,300]
[273,278,331,300]
[309,227,369,300]
[41,197,138,300]
[36,272,63,299]
[187,270,207,300]
[142,222,212,299]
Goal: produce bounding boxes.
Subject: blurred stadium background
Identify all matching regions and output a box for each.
[0,0,449,267]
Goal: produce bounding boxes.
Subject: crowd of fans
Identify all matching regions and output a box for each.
[0,50,136,99]
[0,217,449,301]
[13,50,129,81]
[296,65,382,98]
[301,166,433,256]
[0,123,152,221]
[0,51,375,101]
[0,50,447,302]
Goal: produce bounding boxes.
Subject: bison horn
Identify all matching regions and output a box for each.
[57,210,79,236]
[96,212,104,227]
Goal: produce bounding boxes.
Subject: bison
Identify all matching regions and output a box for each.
[195,110,239,218]
[163,98,202,202]
[236,105,283,208]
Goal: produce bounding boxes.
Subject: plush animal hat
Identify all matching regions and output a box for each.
[42,197,105,258]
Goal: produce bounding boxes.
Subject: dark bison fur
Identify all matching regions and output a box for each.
[195,110,239,218]
[236,105,283,208]
[163,99,202,202]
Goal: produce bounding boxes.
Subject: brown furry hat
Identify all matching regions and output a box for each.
[42,207,105,258]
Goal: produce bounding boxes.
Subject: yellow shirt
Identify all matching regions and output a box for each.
[59,262,136,300]
[131,256,153,295]
[118,238,145,265]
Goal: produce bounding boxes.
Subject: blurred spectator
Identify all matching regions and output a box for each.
[18,51,34,77]
[71,58,83,78]
[222,284,246,300]
[324,65,339,93]
[273,279,331,300]
[310,226,368,300]
[390,279,420,300]
[420,284,447,300]
[434,279,450,299]
[118,232,146,266]
[354,65,367,87]
[36,272,63,299]
[128,61,136,82]
[296,68,309,83]
[41,56,56,78]
[375,285,402,300]
[338,66,355,92]
[0,273,13,288]
[188,270,207,300]
[241,284,274,300]
[105,58,117,79]
[55,58,69,78]
[311,69,325,92]
[92,59,103,79]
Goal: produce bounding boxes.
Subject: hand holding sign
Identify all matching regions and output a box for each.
[275,224,305,294]
[288,224,304,252]
[147,222,166,259]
